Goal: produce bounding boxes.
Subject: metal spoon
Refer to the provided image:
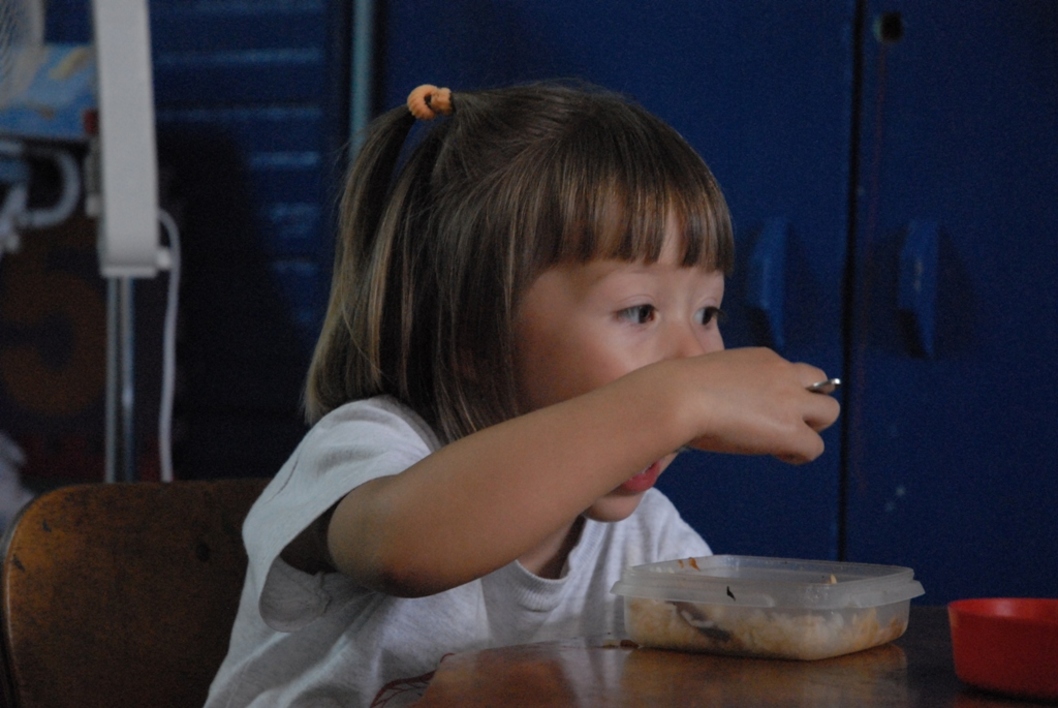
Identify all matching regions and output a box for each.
[807,378,841,395]
[673,602,733,643]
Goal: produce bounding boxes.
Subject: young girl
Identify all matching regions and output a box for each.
[207,82,839,707]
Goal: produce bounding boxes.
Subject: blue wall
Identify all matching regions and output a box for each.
[25,0,1058,602]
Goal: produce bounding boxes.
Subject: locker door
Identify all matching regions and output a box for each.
[847,1,1058,602]
[380,1,856,559]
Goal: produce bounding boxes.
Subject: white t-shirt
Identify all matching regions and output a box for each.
[206,396,710,708]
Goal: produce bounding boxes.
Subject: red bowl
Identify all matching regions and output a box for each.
[949,598,1058,702]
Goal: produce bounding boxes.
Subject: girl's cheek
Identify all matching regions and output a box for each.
[692,331,723,356]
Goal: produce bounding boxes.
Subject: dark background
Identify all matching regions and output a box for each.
[1,0,1054,604]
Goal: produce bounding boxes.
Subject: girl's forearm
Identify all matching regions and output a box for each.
[326,348,838,597]
[327,365,692,596]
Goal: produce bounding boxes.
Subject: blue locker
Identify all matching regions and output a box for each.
[846,1,1058,602]
[379,0,1058,602]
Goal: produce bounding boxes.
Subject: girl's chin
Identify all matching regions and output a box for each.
[583,494,645,523]
[585,455,675,522]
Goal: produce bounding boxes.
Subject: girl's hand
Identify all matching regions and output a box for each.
[661,347,840,464]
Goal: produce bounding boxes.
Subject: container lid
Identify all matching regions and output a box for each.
[611,555,925,610]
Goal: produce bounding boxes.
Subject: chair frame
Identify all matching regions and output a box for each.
[0,478,267,708]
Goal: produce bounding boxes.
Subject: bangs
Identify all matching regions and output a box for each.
[524,102,733,279]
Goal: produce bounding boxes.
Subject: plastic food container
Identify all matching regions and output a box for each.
[611,555,925,660]
[948,598,1058,701]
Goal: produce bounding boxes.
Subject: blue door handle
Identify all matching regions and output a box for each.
[898,220,939,358]
[746,218,788,351]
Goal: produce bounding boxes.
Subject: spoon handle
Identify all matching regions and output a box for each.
[807,378,841,395]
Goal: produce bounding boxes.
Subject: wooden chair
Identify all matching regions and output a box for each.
[0,478,268,708]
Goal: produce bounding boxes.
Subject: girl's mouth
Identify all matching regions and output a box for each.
[616,460,663,494]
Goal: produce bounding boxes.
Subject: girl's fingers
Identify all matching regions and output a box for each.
[671,348,841,463]
[794,363,831,391]
[781,426,827,465]
[804,392,841,432]
[790,361,841,433]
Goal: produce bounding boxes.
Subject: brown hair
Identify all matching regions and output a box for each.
[305,82,734,443]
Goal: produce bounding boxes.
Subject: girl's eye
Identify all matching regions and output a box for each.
[696,306,725,326]
[619,304,657,324]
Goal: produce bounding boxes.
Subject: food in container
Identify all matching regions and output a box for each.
[611,555,925,660]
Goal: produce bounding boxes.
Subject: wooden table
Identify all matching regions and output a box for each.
[417,607,1052,706]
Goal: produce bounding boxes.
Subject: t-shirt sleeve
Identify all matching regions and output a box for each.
[242,398,436,631]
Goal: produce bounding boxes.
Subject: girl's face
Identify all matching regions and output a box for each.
[512,223,725,523]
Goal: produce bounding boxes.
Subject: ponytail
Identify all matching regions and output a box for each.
[304,106,416,422]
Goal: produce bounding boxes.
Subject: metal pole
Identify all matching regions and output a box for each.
[104,277,136,482]
[104,279,117,483]
[350,0,375,156]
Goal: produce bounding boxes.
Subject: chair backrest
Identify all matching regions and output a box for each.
[0,478,268,708]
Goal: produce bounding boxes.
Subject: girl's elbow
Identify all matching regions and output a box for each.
[375,564,453,598]
[333,540,454,598]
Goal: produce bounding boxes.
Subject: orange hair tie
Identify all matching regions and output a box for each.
[407,84,453,120]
